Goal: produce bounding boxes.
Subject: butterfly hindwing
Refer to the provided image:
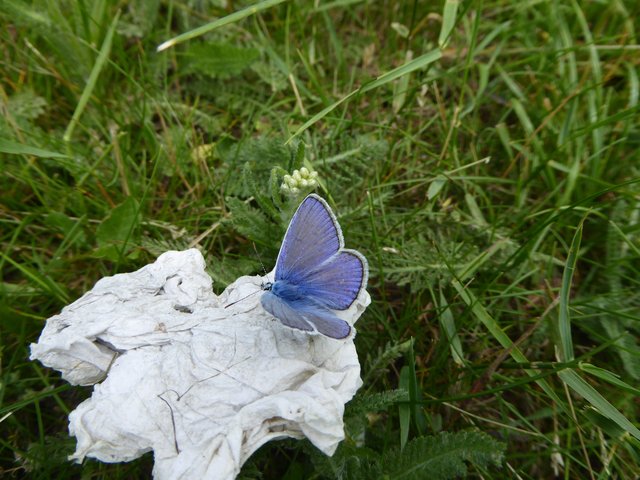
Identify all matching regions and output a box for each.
[297,250,367,310]
[300,304,351,339]
[261,292,351,339]
[261,291,314,332]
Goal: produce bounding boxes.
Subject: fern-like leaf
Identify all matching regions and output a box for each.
[363,339,413,385]
[346,389,409,416]
[226,197,280,247]
[383,430,505,480]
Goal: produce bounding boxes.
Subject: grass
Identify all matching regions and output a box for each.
[2,0,640,478]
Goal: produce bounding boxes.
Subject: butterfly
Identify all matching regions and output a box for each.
[261,194,368,339]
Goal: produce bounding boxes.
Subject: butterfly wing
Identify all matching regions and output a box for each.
[275,194,342,283]
[297,250,368,310]
[261,291,351,339]
[275,194,368,308]
[266,193,367,338]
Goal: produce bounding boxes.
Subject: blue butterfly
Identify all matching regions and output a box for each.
[261,194,368,339]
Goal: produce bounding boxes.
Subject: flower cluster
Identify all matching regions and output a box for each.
[280,167,319,196]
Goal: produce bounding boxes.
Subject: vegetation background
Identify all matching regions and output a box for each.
[1,0,639,478]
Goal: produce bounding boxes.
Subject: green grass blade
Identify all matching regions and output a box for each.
[579,363,640,396]
[557,217,585,362]
[399,365,411,451]
[438,0,460,48]
[451,280,566,410]
[360,49,442,93]
[558,369,640,441]
[452,280,526,359]
[156,0,288,52]
[0,138,69,158]
[63,10,120,142]
[0,253,69,304]
[0,385,70,417]
[285,89,359,145]
[287,49,441,143]
[435,288,464,365]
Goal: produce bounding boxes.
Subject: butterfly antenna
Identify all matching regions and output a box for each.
[224,243,271,309]
[252,242,269,277]
[224,289,261,309]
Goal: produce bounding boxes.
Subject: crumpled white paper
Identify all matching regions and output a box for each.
[30,249,369,479]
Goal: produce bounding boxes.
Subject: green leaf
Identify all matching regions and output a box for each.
[0,253,69,304]
[399,365,411,451]
[226,196,280,249]
[157,0,288,52]
[579,362,640,396]
[385,430,505,480]
[118,0,160,38]
[427,175,447,200]
[464,193,487,226]
[286,49,441,143]
[64,10,120,142]
[346,389,409,416]
[393,50,413,113]
[361,49,442,94]
[0,0,51,28]
[600,319,640,380]
[363,338,413,385]
[181,43,260,78]
[0,138,69,159]
[96,197,140,249]
[438,0,460,48]
[452,280,567,411]
[557,217,584,362]
[406,338,427,435]
[3,90,47,122]
[558,369,640,441]
[436,288,464,365]
[581,408,626,439]
[45,212,87,248]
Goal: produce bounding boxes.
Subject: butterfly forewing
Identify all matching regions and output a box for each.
[275,195,342,283]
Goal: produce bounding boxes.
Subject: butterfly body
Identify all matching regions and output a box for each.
[260,194,368,339]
